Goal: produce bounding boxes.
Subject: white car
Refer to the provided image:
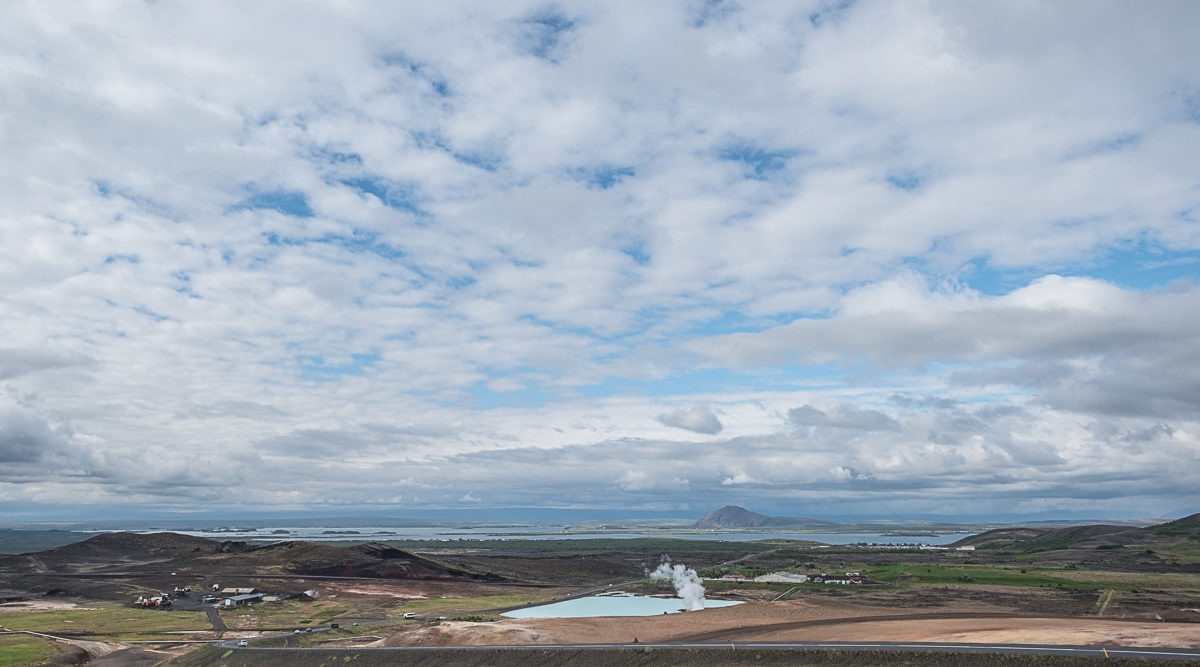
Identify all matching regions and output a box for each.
[237,640,247,647]
[403,612,416,619]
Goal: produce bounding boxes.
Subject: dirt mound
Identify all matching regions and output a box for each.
[377,621,549,646]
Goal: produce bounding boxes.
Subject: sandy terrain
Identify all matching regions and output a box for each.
[379,599,1200,650]
[760,616,1200,648]
[374,621,553,646]
[0,600,96,612]
[335,584,428,599]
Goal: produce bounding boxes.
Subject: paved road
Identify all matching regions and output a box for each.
[213,639,1200,662]
[203,606,226,631]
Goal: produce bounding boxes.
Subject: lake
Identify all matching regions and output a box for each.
[502,592,742,618]
[97,525,965,545]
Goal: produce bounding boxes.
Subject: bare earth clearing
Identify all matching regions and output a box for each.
[373,597,1200,649]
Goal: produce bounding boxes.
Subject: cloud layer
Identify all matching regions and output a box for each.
[1,1,1198,519]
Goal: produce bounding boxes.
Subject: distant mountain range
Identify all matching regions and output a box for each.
[694,505,838,529]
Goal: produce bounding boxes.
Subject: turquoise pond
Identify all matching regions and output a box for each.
[501,592,742,618]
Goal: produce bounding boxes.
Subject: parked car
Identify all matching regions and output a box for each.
[237,640,247,647]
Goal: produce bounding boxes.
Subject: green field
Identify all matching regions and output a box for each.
[701,561,1195,593]
[0,608,211,638]
[0,634,58,667]
[1156,541,1200,564]
[861,563,1084,588]
[221,600,356,630]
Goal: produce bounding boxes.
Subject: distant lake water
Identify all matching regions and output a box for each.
[100,525,964,545]
[502,592,742,618]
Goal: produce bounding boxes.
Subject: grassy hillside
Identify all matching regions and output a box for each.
[1150,513,1200,537]
[952,514,1200,560]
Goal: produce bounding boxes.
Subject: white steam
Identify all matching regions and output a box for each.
[648,560,706,611]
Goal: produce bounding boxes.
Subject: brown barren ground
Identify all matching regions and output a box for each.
[375,598,1200,649]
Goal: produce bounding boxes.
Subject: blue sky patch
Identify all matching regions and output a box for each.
[688,0,736,27]
[1070,243,1200,289]
[569,165,635,189]
[886,169,923,191]
[265,229,406,263]
[717,140,797,180]
[231,188,315,218]
[957,242,1200,295]
[518,8,576,62]
[310,147,363,165]
[379,52,450,97]
[810,0,857,27]
[133,305,169,322]
[621,239,651,266]
[341,177,423,214]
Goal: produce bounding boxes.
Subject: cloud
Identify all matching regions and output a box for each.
[657,405,724,434]
[0,349,92,380]
[0,400,66,464]
[0,1,1197,518]
[616,469,689,492]
[788,404,899,431]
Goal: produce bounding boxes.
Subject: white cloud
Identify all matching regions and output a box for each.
[0,1,1197,519]
[657,405,724,435]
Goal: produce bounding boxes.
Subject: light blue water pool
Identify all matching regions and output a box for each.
[501,592,742,618]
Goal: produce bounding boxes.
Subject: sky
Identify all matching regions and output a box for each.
[2,0,1199,522]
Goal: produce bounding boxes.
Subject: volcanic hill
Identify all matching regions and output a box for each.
[0,532,499,581]
[694,506,837,529]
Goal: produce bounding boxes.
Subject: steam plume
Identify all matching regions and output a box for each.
[648,559,706,611]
